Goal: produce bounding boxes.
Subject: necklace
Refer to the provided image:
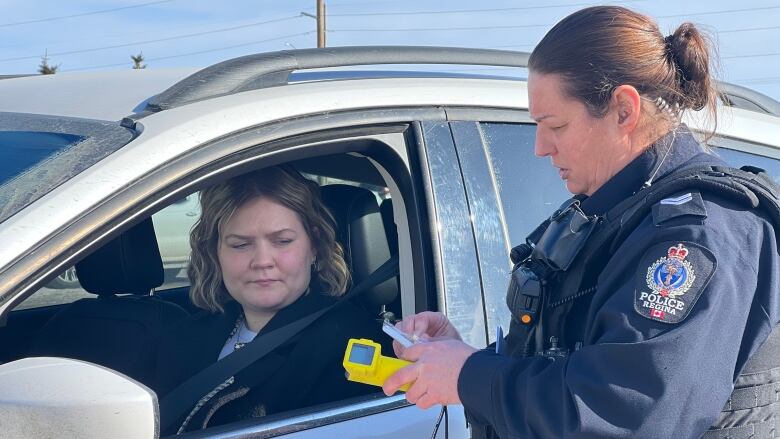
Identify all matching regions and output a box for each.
[227,313,256,351]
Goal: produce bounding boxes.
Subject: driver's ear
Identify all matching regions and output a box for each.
[612,85,641,131]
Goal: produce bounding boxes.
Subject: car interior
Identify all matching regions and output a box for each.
[0,151,404,424]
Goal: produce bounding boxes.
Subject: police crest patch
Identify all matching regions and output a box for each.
[634,241,716,324]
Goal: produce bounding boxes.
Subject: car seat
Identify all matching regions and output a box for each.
[320,184,398,319]
[26,218,189,385]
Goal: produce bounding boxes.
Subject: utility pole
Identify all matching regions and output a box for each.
[317,0,326,48]
[301,1,326,48]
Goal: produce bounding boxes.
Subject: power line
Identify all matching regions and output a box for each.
[723,52,780,60]
[10,3,780,72]
[0,0,176,28]
[733,76,780,85]
[25,13,309,50]
[325,2,779,19]
[325,4,780,34]
[719,25,780,34]
[330,21,780,35]
[61,31,315,72]
[656,5,780,19]
[0,15,302,63]
[330,23,552,32]
[327,0,400,5]
[327,0,645,16]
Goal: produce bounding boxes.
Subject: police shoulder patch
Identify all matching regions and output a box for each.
[633,241,716,324]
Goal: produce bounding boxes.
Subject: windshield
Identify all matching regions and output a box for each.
[0,112,135,222]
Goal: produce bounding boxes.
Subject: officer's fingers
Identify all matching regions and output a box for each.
[391,339,406,358]
[415,393,439,410]
[409,315,432,340]
[404,378,427,404]
[382,364,417,396]
[398,342,425,362]
[395,316,424,336]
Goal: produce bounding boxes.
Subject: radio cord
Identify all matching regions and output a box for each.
[430,405,449,439]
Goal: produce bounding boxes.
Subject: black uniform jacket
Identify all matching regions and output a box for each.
[153,290,389,433]
[458,127,780,438]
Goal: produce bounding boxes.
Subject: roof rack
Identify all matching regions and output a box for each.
[718,82,780,117]
[144,46,530,112]
[145,45,780,118]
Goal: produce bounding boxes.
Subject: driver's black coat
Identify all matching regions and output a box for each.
[152,290,388,434]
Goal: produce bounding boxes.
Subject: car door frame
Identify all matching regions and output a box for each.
[443,108,539,345]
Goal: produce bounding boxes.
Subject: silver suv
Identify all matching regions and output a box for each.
[1,47,779,439]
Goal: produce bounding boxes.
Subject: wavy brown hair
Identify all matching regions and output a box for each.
[188,165,350,313]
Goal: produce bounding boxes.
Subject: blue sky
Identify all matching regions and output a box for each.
[2,0,779,101]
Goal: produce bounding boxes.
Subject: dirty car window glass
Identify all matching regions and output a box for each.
[0,112,135,222]
[0,131,85,185]
[716,147,780,184]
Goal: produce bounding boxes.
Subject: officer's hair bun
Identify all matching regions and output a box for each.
[665,23,716,112]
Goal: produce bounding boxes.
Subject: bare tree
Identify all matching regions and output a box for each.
[131,52,147,69]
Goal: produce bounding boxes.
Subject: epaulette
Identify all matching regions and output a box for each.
[651,190,707,227]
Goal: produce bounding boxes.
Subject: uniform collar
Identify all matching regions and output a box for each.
[581,125,709,216]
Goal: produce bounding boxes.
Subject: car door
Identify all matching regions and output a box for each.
[447,112,570,343]
[153,117,477,438]
[0,108,479,438]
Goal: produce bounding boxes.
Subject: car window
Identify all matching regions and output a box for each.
[714,147,780,183]
[479,122,571,247]
[15,198,200,311]
[0,113,135,222]
[0,131,86,185]
[17,170,394,313]
[152,194,199,290]
[452,122,571,340]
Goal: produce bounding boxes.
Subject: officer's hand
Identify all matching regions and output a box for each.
[382,339,477,409]
[392,312,462,358]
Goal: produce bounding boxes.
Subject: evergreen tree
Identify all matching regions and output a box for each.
[131,52,146,69]
[38,52,59,74]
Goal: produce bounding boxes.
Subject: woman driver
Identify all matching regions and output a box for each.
[154,165,388,434]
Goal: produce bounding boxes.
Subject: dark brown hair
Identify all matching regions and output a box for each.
[188,165,349,313]
[528,6,717,125]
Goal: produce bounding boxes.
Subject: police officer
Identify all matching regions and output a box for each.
[383,6,780,438]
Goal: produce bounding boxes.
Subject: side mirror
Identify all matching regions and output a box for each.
[0,357,158,439]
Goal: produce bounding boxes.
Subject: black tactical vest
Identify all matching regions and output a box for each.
[503,165,780,438]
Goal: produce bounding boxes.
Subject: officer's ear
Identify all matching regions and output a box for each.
[611,85,641,132]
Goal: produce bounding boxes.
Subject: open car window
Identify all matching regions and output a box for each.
[2,126,419,437]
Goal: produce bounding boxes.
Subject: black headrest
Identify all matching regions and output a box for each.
[320,184,396,308]
[75,218,164,296]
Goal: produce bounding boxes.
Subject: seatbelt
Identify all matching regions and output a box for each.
[159,255,399,433]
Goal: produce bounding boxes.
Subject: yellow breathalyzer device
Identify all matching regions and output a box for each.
[343,338,412,392]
